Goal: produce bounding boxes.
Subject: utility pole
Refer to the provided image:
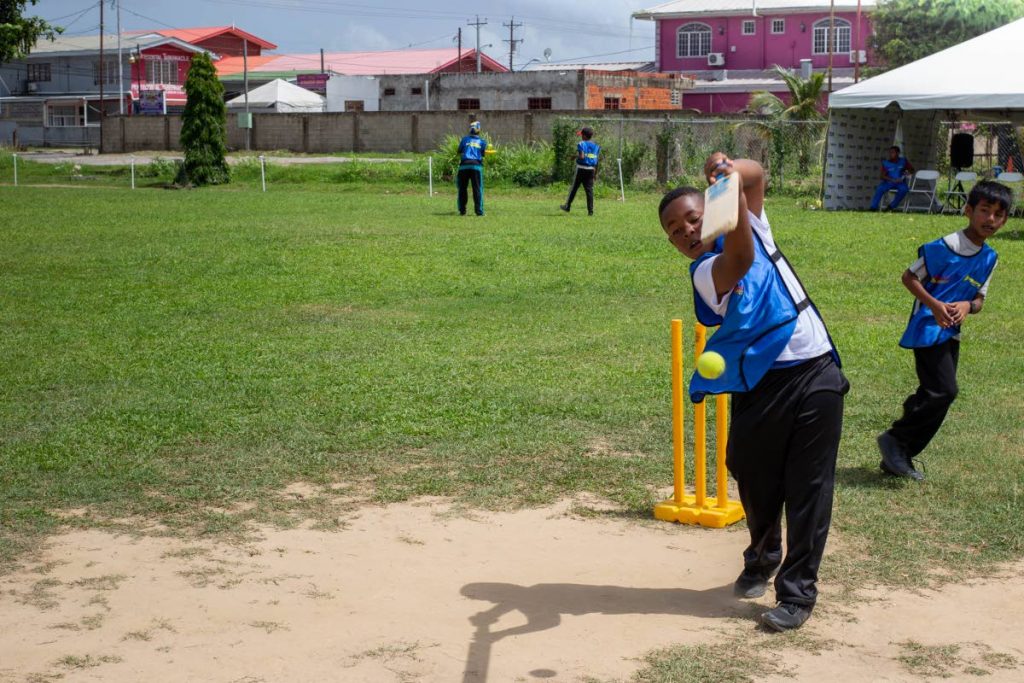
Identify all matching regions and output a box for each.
[827,0,835,92]
[243,39,250,151]
[320,48,325,74]
[854,0,862,82]
[503,17,523,72]
[467,15,487,73]
[457,28,462,73]
[116,0,123,115]
[99,0,105,152]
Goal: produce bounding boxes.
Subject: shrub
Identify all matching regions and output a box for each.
[176,52,229,186]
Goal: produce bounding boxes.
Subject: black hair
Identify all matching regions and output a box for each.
[890,145,901,153]
[967,180,1014,212]
[580,126,594,140]
[658,186,702,217]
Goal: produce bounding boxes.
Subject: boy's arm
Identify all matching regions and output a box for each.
[703,154,756,297]
[904,158,915,175]
[901,269,958,327]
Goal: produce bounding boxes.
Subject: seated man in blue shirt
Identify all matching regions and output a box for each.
[870,146,915,211]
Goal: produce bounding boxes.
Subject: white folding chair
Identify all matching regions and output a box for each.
[995,171,1024,216]
[902,170,941,213]
[942,171,977,214]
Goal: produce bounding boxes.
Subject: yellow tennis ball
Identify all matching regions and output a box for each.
[696,351,726,379]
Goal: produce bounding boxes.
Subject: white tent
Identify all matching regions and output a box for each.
[226,79,325,113]
[824,19,1024,209]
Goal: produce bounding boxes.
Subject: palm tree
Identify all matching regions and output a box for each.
[747,66,826,175]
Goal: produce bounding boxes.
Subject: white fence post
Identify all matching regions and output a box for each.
[617,158,625,202]
[428,156,433,196]
[130,156,135,189]
[259,155,266,192]
[12,153,17,186]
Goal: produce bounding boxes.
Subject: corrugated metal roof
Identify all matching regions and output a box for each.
[146,26,277,50]
[634,0,878,19]
[215,48,508,77]
[24,34,209,56]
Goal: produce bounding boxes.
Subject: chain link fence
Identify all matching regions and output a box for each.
[555,116,830,196]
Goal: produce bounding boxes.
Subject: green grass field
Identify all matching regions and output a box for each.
[2,182,1022,593]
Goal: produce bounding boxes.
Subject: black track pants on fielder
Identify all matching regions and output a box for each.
[457,165,484,215]
[565,166,595,214]
[726,353,849,608]
[885,339,959,458]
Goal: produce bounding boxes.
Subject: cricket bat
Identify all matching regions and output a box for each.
[701,172,740,245]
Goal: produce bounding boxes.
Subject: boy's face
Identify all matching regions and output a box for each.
[661,194,707,260]
[887,148,900,161]
[964,199,1009,240]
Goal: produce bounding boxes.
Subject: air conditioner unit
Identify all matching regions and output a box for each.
[707,53,726,67]
[26,81,38,93]
[849,50,867,64]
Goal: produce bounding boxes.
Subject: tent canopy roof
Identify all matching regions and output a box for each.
[830,18,1024,110]
[226,79,324,108]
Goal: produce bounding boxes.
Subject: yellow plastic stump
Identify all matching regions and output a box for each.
[654,320,745,528]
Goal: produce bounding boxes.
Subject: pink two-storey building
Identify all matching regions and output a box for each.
[633,0,878,113]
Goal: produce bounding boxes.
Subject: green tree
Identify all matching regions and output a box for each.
[747,65,826,122]
[0,0,62,62]
[176,52,229,187]
[747,66,825,176]
[872,0,1024,70]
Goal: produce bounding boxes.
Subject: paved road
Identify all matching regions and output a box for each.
[16,151,413,166]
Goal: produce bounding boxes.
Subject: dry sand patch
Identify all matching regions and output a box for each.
[1,499,1022,682]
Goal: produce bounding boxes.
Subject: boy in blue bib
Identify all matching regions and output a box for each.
[659,154,848,632]
[877,181,1011,480]
[560,126,600,216]
[457,121,488,216]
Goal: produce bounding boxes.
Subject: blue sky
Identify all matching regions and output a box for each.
[37,0,658,68]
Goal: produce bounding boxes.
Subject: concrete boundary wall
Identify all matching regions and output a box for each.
[101,110,710,154]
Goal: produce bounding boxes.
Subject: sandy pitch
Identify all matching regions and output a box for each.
[2,498,1023,682]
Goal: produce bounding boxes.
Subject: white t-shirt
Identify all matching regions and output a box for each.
[692,210,832,363]
[908,230,995,297]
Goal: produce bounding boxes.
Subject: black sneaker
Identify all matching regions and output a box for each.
[560,204,570,212]
[877,433,923,481]
[761,602,812,631]
[733,568,773,599]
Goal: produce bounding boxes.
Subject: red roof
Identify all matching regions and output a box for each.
[215,48,508,76]
[136,26,277,50]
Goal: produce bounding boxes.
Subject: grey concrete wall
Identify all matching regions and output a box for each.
[378,72,581,112]
[0,121,98,147]
[103,110,704,153]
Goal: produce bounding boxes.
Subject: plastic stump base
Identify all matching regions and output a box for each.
[654,496,745,528]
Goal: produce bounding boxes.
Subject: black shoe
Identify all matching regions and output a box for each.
[560,204,570,212]
[878,433,924,481]
[459,212,466,216]
[588,212,594,216]
[761,602,812,631]
[733,567,775,599]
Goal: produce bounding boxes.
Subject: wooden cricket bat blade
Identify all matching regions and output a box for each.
[701,172,740,245]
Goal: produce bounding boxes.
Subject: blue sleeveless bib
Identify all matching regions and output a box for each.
[688,230,834,402]
[899,237,997,348]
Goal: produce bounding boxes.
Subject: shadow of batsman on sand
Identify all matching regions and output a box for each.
[459,581,751,682]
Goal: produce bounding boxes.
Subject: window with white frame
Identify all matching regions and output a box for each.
[46,102,85,127]
[145,59,180,85]
[677,23,712,58]
[742,20,756,35]
[92,60,119,85]
[813,19,851,55]
[771,19,785,34]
